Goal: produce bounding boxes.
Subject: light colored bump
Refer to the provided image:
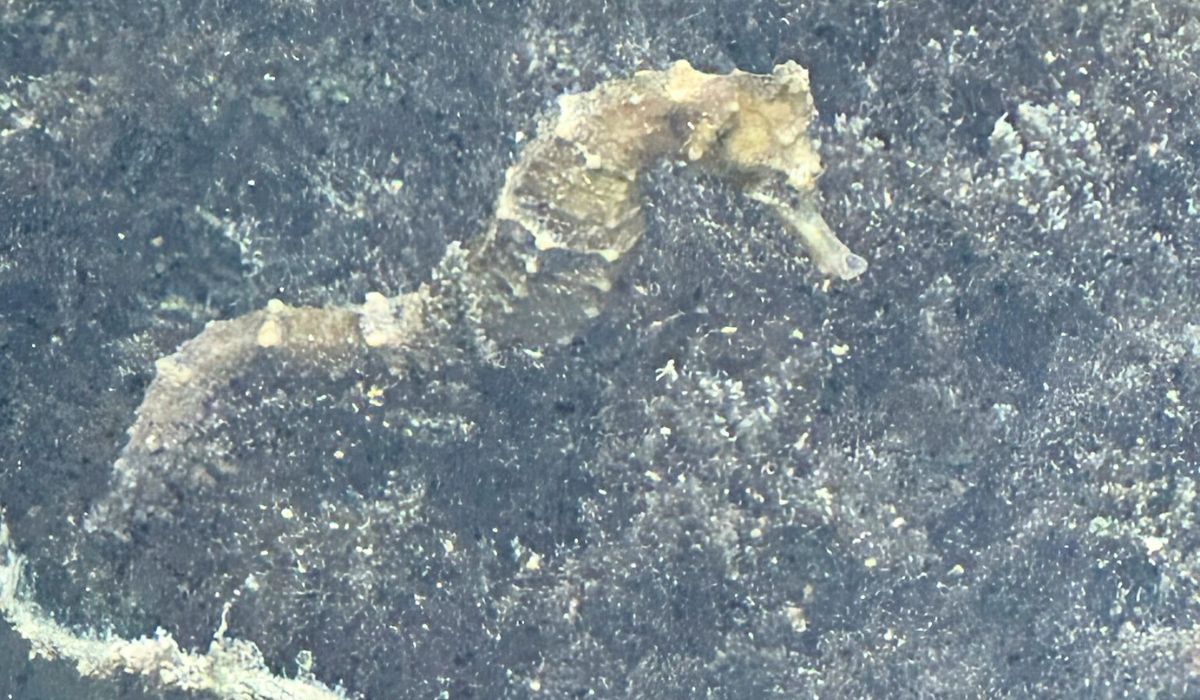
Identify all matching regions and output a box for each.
[154,357,193,384]
[265,298,287,314]
[361,291,400,348]
[363,330,389,348]
[256,319,283,348]
[533,229,560,251]
[362,291,390,314]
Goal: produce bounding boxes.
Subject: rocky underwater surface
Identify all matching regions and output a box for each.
[2,1,1199,698]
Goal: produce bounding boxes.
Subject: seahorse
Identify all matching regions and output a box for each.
[83,59,866,538]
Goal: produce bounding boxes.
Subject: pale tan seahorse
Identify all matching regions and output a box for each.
[83,59,867,537]
[2,60,867,700]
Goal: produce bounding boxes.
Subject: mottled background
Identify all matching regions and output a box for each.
[2,1,1199,698]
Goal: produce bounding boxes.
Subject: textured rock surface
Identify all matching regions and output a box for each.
[2,1,1199,698]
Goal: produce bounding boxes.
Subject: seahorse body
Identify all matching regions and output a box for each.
[84,60,865,537]
[463,60,865,346]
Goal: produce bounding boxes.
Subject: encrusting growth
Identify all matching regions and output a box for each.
[2,60,865,699]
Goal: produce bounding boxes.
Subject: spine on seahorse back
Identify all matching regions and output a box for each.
[461,59,864,348]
